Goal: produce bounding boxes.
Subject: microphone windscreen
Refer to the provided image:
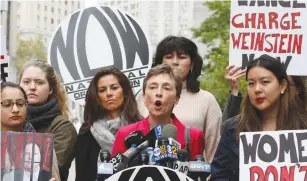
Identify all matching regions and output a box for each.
[161,124,177,140]
[124,130,144,149]
[177,149,189,162]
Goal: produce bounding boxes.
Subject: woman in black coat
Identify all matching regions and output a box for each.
[75,67,142,181]
[210,55,307,181]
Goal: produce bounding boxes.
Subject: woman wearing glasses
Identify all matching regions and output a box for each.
[1,82,31,132]
[1,81,59,181]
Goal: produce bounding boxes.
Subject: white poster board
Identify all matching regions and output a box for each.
[0,25,9,82]
[240,130,307,180]
[229,1,307,75]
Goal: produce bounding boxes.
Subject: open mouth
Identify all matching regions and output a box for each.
[154,100,162,108]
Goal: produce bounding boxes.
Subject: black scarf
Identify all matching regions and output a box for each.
[26,98,61,129]
[21,122,35,132]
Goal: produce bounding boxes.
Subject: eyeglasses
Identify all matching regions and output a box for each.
[1,100,28,111]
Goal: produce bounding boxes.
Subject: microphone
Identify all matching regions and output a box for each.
[138,150,150,165]
[173,149,189,175]
[161,124,177,140]
[97,150,113,181]
[100,150,111,162]
[116,125,162,171]
[154,124,179,168]
[155,124,181,149]
[124,130,144,149]
[187,155,211,181]
[144,147,156,165]
[145,124,162,147]
[154,138,178,168]
[109,152,123,172]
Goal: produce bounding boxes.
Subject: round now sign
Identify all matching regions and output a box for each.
[48,6,152,104]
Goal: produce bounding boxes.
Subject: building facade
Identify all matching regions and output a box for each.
[1,0,84,122]
[98,0,210,55]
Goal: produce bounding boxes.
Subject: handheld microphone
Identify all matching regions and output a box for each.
[124,130,144,149]
[153,124,179,168]
[155,124,181,149]
[109,152,123,172]
[116,125,162,171]
[138,150,150,165]
[187,155,211,181]
[97,150,113,181]
[144,147,156,165]
[173,149,190,175]
[145,124,162,147]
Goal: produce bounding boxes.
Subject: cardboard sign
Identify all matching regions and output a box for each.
[48,6,152,104]
[240,130,307,181]
[229,0,307,75]
[1,131,54,181]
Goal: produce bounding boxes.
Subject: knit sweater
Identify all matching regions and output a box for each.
[136,83,222,162]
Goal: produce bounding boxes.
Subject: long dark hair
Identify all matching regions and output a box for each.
[152,36,203,93]
[290,76,307,110]
[82,67,142,132]
[237,54,307,140]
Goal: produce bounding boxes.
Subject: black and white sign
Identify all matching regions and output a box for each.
[1,26,8,83]
[48,6,152,104]
[240,130,307,181]
[106,165,194,181]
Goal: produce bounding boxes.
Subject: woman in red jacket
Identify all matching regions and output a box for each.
[112,64,205,160]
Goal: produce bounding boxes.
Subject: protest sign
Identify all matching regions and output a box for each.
[240,130,307,181]
[229,0,307,75]
[48,6,152,104]
[1,131,54,181]
[0,25,8,82]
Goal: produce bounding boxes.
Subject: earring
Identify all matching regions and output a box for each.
[281,91,284,95]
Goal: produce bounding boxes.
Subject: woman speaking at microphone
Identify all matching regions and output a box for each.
[75,67,142,181]
[112,64,205,160]
[210,54,307,181]
[137,36,222,162]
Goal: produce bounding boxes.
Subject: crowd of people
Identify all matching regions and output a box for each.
[1,35,307,181]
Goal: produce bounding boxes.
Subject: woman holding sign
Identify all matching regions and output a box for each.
[210,54,307,181]
[18,60,77,181]
[75,67,143,181]
[1,82,60,181]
